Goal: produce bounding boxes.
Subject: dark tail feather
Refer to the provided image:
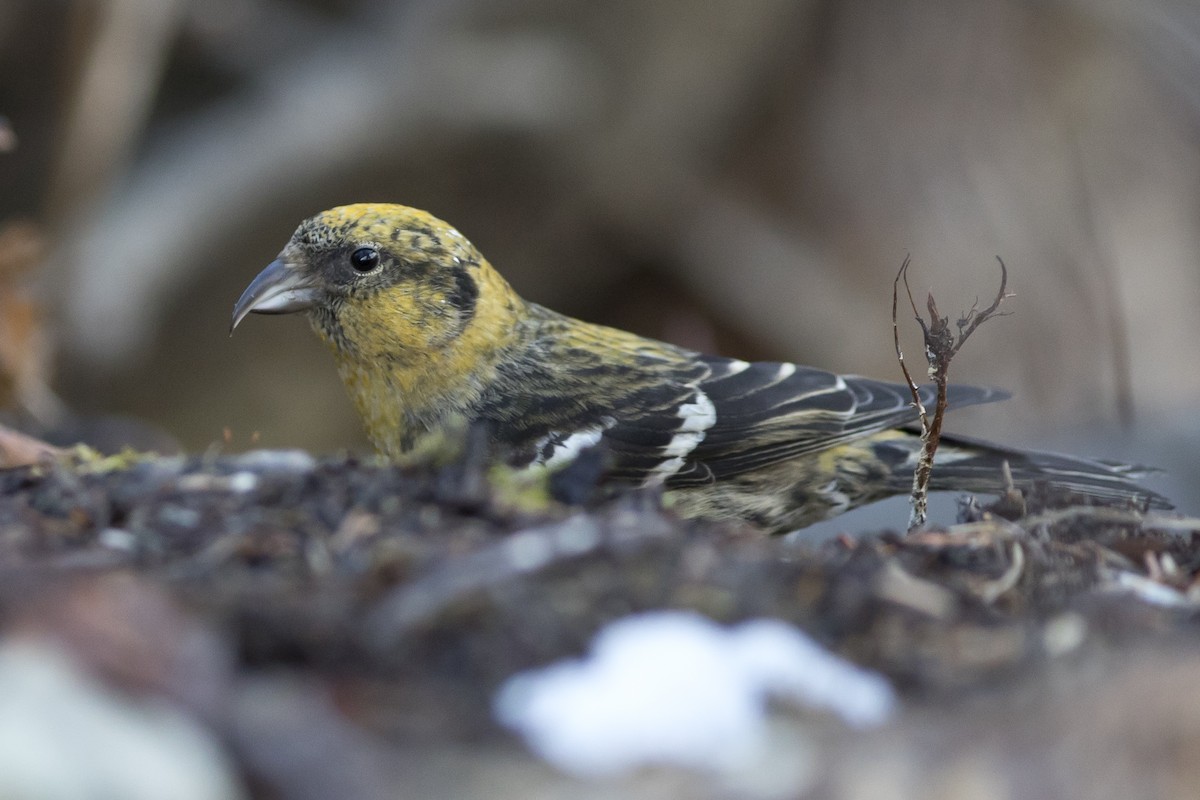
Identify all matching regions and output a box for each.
[884,432,1172,510]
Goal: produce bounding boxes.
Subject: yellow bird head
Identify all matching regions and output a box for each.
[232,203,525,455]
[232,203,512,354]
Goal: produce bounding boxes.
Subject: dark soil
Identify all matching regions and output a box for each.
[1,446,1197,799]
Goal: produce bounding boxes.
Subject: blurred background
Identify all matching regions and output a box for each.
[0,0,1196,513]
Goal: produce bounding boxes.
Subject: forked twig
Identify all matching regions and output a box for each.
[892,257,1014,531]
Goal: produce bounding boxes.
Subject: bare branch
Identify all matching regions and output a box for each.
[952,257,1014,355]
[892,256,923,417]
[894,257,1013,532]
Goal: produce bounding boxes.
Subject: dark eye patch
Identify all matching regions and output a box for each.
[445,264,479,321]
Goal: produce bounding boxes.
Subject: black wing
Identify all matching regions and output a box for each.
[597,355,1006,487]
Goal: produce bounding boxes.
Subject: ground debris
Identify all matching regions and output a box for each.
[0,449,1198,799]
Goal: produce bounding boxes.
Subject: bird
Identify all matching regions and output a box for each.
[231,203,1169,533]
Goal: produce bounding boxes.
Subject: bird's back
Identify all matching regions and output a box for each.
[480,305,999,484]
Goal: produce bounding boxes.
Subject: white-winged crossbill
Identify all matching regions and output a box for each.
[232,203,1167,532]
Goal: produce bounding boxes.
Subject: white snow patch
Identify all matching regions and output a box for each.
[494,611,895,777]
[227,472,259,493]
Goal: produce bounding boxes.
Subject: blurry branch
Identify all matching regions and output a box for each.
[635,186,872,360]
[182,0,331,74]
[562,2,858,359]
[58,0,600,365]
[45,0,186,225]
[1106,0,1200,127]
[1069,130,1134,427]
[0,222,65,425]
[0,115,15,153]
[0,423,63,468]
[893,257,1013,531]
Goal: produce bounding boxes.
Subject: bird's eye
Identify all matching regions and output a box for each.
[349,247,380,272]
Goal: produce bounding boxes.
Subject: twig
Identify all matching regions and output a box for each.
[0,424,64,468]
[973,541,1025,604]
[892,256,924,417]
[892,257,1013,531]
[892,258,931,527]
